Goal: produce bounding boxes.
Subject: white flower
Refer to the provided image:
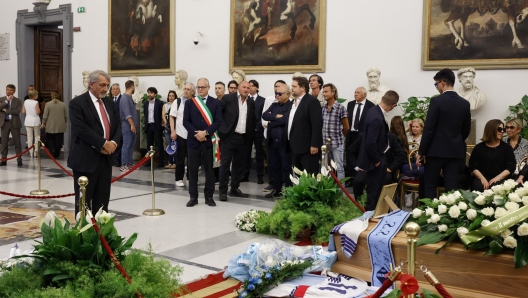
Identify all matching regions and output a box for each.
[457,227,469,238]
[466,209,477,220]
[483,189,494,197]
[518,223,528,236]
[493,195,504,205]
[448,205,461,218]
[474,195,486,205]
[481,207,495,217]
[290,174,299,185]
[42,210,57,228]
[425,207,434,216]
[445,194,456,205]
[316,174,322,182]
[491,184,505,195]
[265,256,277,267]
[330,160,337,170]
[432,198,439,204]
[293,167,303,175]
[429,214,441,224]
[505,202,520,212]
[495,207,507,218]
[509,193,521,203]
[503,179,518,191]
[412,208,423,218]
[320,166,329,177]
[438,224,448,232]
[481,220,491,227]
[458,202,468,211]
[303,169,308,176]
[438,204,447,214]
[438,195,447,203]
[453,191,462,199]
[94,207,104,222]
[522,196,528,206]
[501,229,513,238]
[503,236,517,249]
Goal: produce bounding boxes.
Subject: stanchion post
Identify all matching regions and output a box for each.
[404,222,420,298]
[321,144,327,172]
[143,146,165,216]
[326,138,331,166]
[30,138,49,195]
[78,176,89,222]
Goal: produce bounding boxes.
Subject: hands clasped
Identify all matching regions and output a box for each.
[101,141,117,155]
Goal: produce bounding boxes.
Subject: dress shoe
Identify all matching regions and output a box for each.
[205,197,216,207]
[265,190,282,199]
[0,162,6,166]
[229,188,249,198]
[186,198,198,207]
[263,184,273,191]
[219,192,228,201]
[257,177,264,184]
[17,160,23,167]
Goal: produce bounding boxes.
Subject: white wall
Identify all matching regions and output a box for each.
[1,0,528,138]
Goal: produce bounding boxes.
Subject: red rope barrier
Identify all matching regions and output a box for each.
[0,190,74,198]
[41,146,74,177]
[368,278,394,298]
[0,145,35,161]
[434,284,453,298]
[111,156,151,183]
[328,169,366,213]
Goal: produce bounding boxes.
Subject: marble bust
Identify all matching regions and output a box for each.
[230,69,246,84]
[174,69,188,98]
[128,75,144,104]
[365,67,390,104]
[457,67,487,110]
[292,72,304,78]
[82,70,91,94]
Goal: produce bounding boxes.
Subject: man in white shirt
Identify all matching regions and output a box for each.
[170,82,194,187]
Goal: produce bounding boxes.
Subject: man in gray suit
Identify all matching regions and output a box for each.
[0,84,23,167]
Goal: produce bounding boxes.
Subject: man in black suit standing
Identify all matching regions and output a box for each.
[357,90,399,211]
[143,87,165,168]
[183,78,222,207]
[286,76,323,174]
[109,83,122,167]
[218,81,256,201]
[345,87,375,183]
[68,70,121,215]
[417,69,471,199]
[242,79,266,184]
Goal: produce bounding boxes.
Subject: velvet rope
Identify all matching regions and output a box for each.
[328,167,366,213]
[41,146,74,177]
[0,144,35,161]
[0,190,74,198]
[110,156,151,183]
[434,284,453,298]
[368,278,394,298]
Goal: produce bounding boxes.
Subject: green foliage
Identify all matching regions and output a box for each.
[399,96,436,122]
[505,95,528,139]
[283,173,345,209]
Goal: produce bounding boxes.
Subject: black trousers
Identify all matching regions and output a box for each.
[345,131,360,178]
[73,155,112,215]
[146,124,164,165]
[244,133,265,179]
[292,151,320,175]
[423,157,463,199]
[365,158,387,211]
[174,137,188,181]
[268,140,292,192]
[219,133,248,193]
[266,137,274,185]
[353,170,393,200]
[45,132,64,158]
[187,142,215,199]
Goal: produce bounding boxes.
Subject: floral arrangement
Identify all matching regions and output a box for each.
[236,260,313,298]
[409,179,528,268]
[235,210,269,232]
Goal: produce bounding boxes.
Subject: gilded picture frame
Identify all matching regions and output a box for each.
[108,0,175,76]
[230,0,326,74]
[422,0,528,70]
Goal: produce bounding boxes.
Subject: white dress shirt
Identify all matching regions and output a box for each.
[148,100,155,123]
[288,93,305,140]
[350,100,366,132]
[88,91,110,140]
[234,92,248,134]
[170,97,188,139]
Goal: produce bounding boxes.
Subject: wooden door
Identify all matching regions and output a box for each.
[34,27,63,103]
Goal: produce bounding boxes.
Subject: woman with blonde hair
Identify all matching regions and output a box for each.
[407,118,424,151]
[22,90,41,157]
[505,118,528,168]
[42,90,67,158]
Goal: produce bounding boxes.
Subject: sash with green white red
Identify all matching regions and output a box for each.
[191,95,221,167]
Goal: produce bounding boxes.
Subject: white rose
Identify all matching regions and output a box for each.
[501,229,513,238]
[445,194,456,205]
[438,204,447,214]
[515,188,526,197]
[522,196,528,206]
[412,208,423,218]
[457,227,469,238]
[503,236,518,249]
[425,207,434,216]
[491,184,505,195]
[481,207,495,217]
[453,191,462,199]
[438,224,448,232]
[474,195,486,205]
[504,179,518,191]
[509,193,521,203]
[432,198,439,204]
[505,202,520,211]
[483,189,494,197]
[458,202,468,211]
[481,220,491,227]
[430,214,441,224]
[466,209,477,220]
[495,207,507,218]
[448,205,461,218]
[518,223,528,236]
[439,195,447,203]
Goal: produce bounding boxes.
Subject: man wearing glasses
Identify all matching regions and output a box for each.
[417,68,471,200]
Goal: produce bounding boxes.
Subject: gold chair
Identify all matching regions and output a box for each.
[518,156,527,173]
[400,148,420,209]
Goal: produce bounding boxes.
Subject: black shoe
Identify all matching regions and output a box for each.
[265,190,282,198]
[264,184,273,191]
[17,161,23,167]
[205,197,216,207]
[257,177,264,184]
[0,162,6,166]
[219,192,228,201]
[241,176,249,182]
[229,188,249,198]
[186,198,198,207]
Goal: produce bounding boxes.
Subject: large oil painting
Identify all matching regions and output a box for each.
[422,0,528,69]
[230,0,326,74]
[108,0,174,76]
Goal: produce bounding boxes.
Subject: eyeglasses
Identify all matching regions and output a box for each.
[505,125,517,130]
[434,82,439,88]
[275,92,285,96]
[197,86,208,89]
[497,127,506,133]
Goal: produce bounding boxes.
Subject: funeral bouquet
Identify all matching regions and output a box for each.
[409,179,528,268]
[235,210,269,232]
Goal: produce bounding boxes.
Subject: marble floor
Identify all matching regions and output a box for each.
[0,149,277,284]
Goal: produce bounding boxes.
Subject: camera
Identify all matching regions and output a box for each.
[193,37,199,45]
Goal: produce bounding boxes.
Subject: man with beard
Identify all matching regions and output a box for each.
[227,80,238,94]
[215,82,226,100]
[366,68,390,105]
[457,67,487,110]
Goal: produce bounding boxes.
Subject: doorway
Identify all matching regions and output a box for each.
[34,26,63,104]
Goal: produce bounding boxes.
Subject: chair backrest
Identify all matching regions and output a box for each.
[373,183,399,217]
[408,148,419,170]
[518,156,527,172]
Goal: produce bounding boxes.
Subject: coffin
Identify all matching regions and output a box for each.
[331,220,528,298]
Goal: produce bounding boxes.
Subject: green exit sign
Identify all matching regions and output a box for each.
[77,7,86,13]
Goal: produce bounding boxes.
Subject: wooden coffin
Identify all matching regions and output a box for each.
[331,220,528,298]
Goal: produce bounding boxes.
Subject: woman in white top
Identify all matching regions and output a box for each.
[406,118,424,151]
[162,91,177,168]
[22,90,41,157]
[170,88,189,187]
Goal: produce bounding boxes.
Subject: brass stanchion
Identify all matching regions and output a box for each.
[404,222,420,298]
[30,138,49,195]
[326,138,332,167]
[143,146,165,216]
[78,176,89,222]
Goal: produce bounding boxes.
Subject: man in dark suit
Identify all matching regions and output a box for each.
[218,81,256,201]
[357,90,399,211]
[286,76,323,174]
[109,83,122,167]
[143,87,165,168]
[0,84,23,167]
[183,78,222,207]
[68,70,122,215]
[345,87,375,183]
[242,79,266,184]
[417,68,471,199]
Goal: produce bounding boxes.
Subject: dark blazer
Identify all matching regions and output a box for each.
[183,96,222,149]
[286,93,323,154]
[143,98,164,132]
[357,105,389,172]
[109,94,122,116]
[218,92,256,141]
[262,100,293,146]
[346,99,375,144]
[67,92,122,173]
[252,94,266,134]
[418,91,471,159]
[0,96,22,129]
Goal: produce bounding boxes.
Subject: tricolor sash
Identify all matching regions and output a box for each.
[191,96,221,167]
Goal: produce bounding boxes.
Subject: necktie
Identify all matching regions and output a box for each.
[7,100,11,120]
[97,99,111,140]
[353,103,362,131]
[114,96,117,102]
